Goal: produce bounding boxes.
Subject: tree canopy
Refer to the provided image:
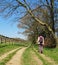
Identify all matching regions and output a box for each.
[0,0,58,47]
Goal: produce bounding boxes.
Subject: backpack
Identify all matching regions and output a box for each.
[39,36,43,44]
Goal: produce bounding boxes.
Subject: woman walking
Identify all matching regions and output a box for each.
[37,35,44,53]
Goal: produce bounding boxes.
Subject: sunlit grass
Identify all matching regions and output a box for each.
[0,43,20,56]
[22,47,41,65]
[44,47,58,63]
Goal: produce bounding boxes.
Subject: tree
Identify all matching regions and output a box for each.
[0,0,58,47]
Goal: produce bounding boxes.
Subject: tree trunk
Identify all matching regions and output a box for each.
[50,0,55,33]
[16,0,57,48]
[28,10,57,48]
[44,25,57,48]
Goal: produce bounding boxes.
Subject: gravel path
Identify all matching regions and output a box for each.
[31,51,43,65]
[6,47,26,65]
[40,54,58,65]
[0,48,20,61]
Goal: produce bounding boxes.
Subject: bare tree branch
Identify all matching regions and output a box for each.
[16,0,26,8]
[46,0,50,5]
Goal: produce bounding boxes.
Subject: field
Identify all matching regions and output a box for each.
[0,43,58,65]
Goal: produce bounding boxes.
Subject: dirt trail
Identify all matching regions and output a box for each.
[0,48,20,61]
[6,47,26,65]
[33,47,58,65]
[40,54,58,65]
[31,51,43,65]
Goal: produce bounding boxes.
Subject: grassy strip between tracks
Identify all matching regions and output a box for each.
[22,47,40,65]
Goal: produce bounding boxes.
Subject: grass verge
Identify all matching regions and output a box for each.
[0,44,21,56]
[44,47,58,63]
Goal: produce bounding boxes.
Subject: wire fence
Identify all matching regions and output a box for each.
[0,35,20,44]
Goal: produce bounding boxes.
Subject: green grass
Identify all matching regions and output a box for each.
[22,47,42,65]
[32,45,50,65]
[22,43,50,65]
[44,47,58,63]
[33,44,58,64]
[0,41,30,56]
[22,47,32,65]
[0,43,20,56]
[0,47,21,65]
[22,44,48,65]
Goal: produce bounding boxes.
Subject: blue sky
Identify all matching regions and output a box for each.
[0,0,38,39]
[0,0,58,39]
[0,16,27,39]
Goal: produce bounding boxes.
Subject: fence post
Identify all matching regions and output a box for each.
[1,38,2,44]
